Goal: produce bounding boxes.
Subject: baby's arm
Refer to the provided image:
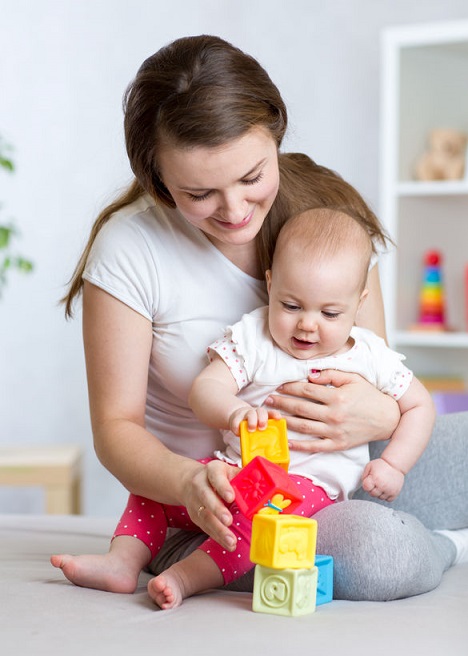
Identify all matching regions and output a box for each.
[189,355,280,435]
[361,376,435,501]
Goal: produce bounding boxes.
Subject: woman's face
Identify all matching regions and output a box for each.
[157,127,280,253]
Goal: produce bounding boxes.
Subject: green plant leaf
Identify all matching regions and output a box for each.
[0,226,12,249]
[0,134,33,296]
[0,156,14,172]
[16,257,34,272]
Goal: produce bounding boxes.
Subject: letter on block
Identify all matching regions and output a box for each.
[250,514,317,569]
[231,456,303,520]
[315,555,334,606]
[239,418,289,470]
[253,564,317,617]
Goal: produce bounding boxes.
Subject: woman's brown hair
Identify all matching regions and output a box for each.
[63,35,287,317]
[256,152,391,274]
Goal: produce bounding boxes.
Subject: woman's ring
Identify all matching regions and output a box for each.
[197,505,206,516]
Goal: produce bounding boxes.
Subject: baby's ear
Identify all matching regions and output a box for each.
[265,269,272,294]
[358,288,369,309]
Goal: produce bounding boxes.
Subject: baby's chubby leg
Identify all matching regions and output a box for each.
[147,549,224,610]
[50,535,151,593]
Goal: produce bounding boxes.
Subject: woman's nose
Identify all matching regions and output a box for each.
[219,191,249,223]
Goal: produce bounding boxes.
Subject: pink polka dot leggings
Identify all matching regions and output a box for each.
[113,459,334,585]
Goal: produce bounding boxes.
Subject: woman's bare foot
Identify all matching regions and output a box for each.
[50,535,151,593]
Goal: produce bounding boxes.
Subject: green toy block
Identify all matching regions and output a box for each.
[253,564,317,617]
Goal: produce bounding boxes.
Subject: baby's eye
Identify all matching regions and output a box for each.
[322,311,340,319]
[282,302,300,311]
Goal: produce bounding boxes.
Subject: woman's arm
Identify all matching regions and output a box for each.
[82,282,236,550]
[265,264,400,452]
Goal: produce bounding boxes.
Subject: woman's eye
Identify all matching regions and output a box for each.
[188,191,212,202]
[242,172,264,186]
[187,172,263,201]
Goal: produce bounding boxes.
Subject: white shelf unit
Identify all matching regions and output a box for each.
[379,20,468,382]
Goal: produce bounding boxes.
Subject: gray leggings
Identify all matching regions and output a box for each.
[149,412,468,600]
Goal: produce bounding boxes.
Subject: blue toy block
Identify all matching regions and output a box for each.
[315,554,333,605]
[253,564,317,617]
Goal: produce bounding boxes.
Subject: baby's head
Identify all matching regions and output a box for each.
[272,207,372,290]
[265,208,372,359]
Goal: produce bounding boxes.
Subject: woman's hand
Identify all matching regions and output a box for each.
[180,460,239,552]
[264,369,400,453]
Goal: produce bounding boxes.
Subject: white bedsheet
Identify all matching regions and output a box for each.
[1,514,467,656]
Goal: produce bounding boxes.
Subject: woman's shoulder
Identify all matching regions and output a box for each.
[102,194,172,239]
[101,194,207,253]
[83,195,175,320]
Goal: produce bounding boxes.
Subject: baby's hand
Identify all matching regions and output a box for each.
[361,458,405,502]
[229,406,281,436]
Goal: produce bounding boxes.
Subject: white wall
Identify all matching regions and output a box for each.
[1,0,468,516]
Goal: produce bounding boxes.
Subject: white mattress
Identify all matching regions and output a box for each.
[1,514,467,656]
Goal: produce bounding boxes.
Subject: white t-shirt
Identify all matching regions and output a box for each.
[83,194,268,458]
[209,307,413,501]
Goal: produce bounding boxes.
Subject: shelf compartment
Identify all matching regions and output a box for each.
[394,330,468,348]
[397,180,468,196]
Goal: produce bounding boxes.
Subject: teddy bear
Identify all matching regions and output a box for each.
[415,128,467,181]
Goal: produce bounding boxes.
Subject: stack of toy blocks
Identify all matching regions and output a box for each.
[231,418,333,616]
[417,249,446,329]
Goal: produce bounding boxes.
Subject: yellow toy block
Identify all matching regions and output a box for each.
[239,418,289,470]
[250,513,317,569]
[253,564,317,616]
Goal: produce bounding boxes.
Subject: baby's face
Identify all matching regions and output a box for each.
[266,250,367,360]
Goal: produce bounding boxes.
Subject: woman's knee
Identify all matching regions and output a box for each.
[315,500,445,600]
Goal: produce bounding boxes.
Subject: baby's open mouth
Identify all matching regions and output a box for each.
[292,337,316,349]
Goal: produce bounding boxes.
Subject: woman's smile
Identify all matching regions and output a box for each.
[157,128,280,260]
[213,209,254,230]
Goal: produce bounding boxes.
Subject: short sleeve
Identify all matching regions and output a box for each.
[369,336,414,400]
[208,335,250,390]
[207,308,268,391]
[83,209,160,321]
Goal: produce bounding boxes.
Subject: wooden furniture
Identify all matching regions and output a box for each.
[0,444,82,514]
[379,19,468,385]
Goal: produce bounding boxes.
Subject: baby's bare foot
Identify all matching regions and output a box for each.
[148,550,224,610]
[147,570,185,610]
[50,553,139,593]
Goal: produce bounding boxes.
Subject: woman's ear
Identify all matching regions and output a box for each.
[265,269,272,295]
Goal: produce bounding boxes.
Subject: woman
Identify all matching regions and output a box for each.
[54,35,468,600]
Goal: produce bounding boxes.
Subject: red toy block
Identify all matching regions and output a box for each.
[231,456,303,520]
